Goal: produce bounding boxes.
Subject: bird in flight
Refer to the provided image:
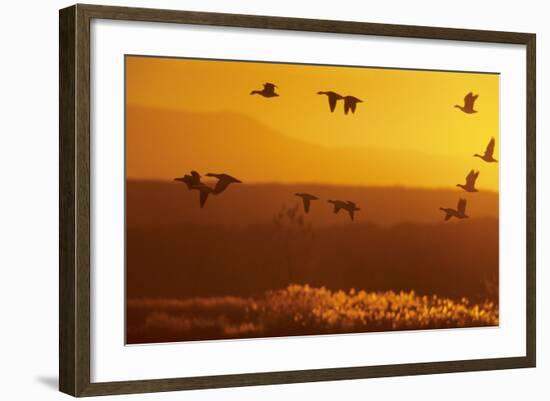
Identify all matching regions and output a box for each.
[317,91,344,112]
[440,198,469,221]
[173,170,201,190]
[250,82,279,98]
[456,170,480,193]
[454,92,479,114]
[174,171,214,208]
[328,200,360,221]
[343,96,363,115]
[474,137,498,163]
[205,173,242,195]
[295,193,319,214]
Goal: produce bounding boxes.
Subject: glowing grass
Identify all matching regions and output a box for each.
[127,284,498,343]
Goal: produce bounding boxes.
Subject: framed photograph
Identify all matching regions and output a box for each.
[59,4,536,397]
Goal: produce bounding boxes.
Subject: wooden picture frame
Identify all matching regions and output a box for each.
[59,3,536,397]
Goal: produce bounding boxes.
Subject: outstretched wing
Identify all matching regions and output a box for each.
[190,171,201,186]
[466,170,479,186]
[328,95,338,112]
[485,137,495,157]
[213,179,230,195]
[457,198,467,214]
[343,100,351,115]
[333,204,343,214]
[464,92,478,108]
[440,208,453,221]
[303,198,311,214]
[347,209,355,221]
[198,188,210,208]
[264,82,276,91]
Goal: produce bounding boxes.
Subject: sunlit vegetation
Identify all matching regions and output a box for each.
[127,284,498,344]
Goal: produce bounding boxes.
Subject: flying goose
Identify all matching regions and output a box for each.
[295,193,319,214]
[474,137,498,163]
[440,198,469,221]
[205,173,242,195]
[343,96,363,115]
[174,170,201,190]
[317,91,344,112]
[328,200,360,221]
[456,170,480,193]
[454,92,478,114]
[250,82,279,98]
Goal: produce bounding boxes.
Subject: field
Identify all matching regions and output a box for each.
[126,181,499,344]
[127,285,498,344]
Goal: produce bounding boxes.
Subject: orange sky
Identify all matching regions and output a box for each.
[125,55,499,191]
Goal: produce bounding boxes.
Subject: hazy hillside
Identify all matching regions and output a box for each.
[127,180,498,228]
[125,105,499,190]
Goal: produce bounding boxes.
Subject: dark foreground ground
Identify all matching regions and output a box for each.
[126,181,499,343]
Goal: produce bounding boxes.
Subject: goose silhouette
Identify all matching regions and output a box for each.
[250,83,279,98]
[295,193,319,214]
[317,91,344,112]
[343,96,363,115]
[174,170,201,190]
[205,173,242,195]
[454,92,478,114]
[440,198,469,221]
[474,137,498,163]
[328,200,360,221]
[457,170,480,193]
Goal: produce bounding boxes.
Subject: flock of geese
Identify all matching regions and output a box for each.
[174,171,242,208]
[250,82,363,115]
[293,193,361,221]
[174,85,497,223]
[440,92,498,221]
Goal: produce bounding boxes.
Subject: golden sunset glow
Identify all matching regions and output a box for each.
[125,55,499,191]
[125,55,500,344]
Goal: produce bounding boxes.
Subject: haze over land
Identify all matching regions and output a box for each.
[126,105,499,191]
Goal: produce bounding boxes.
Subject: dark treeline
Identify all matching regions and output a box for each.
[127,213,498,304]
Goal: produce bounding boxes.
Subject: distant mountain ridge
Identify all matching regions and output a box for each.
[126,105,499,190]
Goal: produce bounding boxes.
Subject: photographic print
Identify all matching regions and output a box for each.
[125,55,500,344]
